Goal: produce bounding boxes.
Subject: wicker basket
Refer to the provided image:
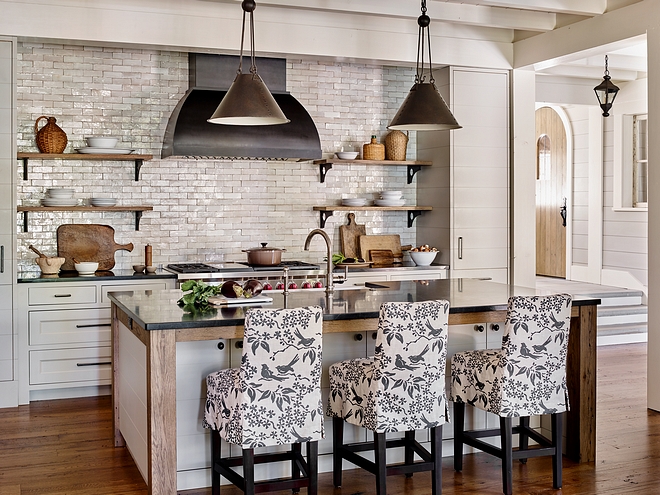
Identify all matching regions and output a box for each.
[35,116,67,154]
[385,130,408,161]
[363,135,385,161]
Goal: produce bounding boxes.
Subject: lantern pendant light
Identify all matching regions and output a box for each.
[594,55,619,118]
[388,0,460,131]
[208,0,289,126]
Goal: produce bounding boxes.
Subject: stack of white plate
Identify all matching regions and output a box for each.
[90,197,117,207]
[42,188,77,207]
[75,136,135,155]
[375,190,405,207]
[342,198,367,207]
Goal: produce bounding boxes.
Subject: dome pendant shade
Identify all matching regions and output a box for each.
[208,73,290,125]
[388,82,461,131]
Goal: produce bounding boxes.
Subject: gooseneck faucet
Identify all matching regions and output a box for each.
[304,229,334,294]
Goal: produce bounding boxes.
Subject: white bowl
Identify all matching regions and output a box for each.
[336,151,359,160]
[380,190,402,199]
[409,251,438,266]
[86,137,118,148]
[47,188,75,198]
[75,261,99,274]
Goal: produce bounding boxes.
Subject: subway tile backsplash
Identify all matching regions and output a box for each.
[16,43,418,272]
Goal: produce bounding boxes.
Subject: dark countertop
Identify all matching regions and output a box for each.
[108,278,600,331]
[18,269,177,283]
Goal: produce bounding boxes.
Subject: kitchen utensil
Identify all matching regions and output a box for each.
[133,264,146,273]
[341,198,367,207]
[145,265,157,273]
[207,294,274,306]
[41,198,79,207]
[363,135,385,160]
[409,251,438,266]
[385,130,408,161]
[359,234,405,262]
[57,224,134,271]
[85,137,118,148]
[46,188,75,198]
[29,245,46,258]
[90,198,117,206]
[374,199,406,207]
[380,190,402,199]
[75,147,135,154]
[35,256,65,274]
[35,116,67,154]
[339,213,366,259]
[74,261,99,275]
[369,249,395,265]
[242,243,286,266]
[335,151,359,160]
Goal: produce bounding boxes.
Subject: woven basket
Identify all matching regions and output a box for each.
[385,130,408,161]
[35,116,67,154]
[363,135,385,161]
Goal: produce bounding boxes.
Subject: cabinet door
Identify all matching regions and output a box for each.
[0,285,12,381]
[451,69,509,280]
[29,308,111,345]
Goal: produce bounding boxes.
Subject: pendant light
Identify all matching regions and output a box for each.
[594,55,619,117]
[388,0,460,131]
[208,0,289,126]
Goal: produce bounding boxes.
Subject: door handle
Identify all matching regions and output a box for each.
[0,245,3,273]
[458,237,463,260]
[560,198,567,227]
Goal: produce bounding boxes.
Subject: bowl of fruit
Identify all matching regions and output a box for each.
[409,245,438,266]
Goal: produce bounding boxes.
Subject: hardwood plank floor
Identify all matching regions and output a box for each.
[1,343,658,494]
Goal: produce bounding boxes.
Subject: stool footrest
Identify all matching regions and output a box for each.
[338,436,436,476]
[461,426,557,461]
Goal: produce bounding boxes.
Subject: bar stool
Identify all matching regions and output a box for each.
[203,306,324,495]
[327,300,450,495]
[450,294,573,495]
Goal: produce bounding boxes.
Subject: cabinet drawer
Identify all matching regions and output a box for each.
[28,285,97,306]
[29,308,111,345]
[101,282,168,303]
[29,346,111,385]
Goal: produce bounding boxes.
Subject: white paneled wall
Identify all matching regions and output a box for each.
[15,43,420,272]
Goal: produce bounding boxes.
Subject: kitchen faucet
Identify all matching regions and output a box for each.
[304,229,334,294]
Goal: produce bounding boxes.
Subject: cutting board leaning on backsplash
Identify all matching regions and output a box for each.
[57,224,134,271]
[339,213,366,259]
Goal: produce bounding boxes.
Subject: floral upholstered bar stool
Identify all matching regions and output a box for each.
[204,306,324,495]
[328,300,450,495]
[450,294,573,495]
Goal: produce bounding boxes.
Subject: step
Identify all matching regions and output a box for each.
[597,322,648,346]
[597,304,648,326]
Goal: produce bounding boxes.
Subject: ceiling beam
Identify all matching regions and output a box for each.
[439,0,607,16]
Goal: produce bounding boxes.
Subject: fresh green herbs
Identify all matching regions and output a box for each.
[177,280,221,309]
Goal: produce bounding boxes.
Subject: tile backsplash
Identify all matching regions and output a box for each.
[16,42,419,272]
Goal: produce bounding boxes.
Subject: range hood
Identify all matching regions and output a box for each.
[162,54,322,161]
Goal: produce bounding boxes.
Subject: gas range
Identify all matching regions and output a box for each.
[165,261,322,279]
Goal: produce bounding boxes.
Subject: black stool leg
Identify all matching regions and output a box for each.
[291,442,301,493]
[404,430,415,477]
[308,440,319,495]
[453,401,465,472]
[552,413,563,489]
[519,416,529,464]
[500,417,513,495]
[243,448,255,495]
[211,430,221,495]
[374,432,388,495]
[332,416,344,487]
[431,425,443,495]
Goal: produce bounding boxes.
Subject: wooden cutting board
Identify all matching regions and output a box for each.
[339,213,366,259]
[359,234,403,262]
[57,224,134,271]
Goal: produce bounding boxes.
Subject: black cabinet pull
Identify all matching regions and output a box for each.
[217,341,225,350]
[372,332,378,340]
[474,324,484,333]
[54,294,72,298]
[354,333,363,341]
[235,341,243,349]
[76,323,112,328]
[76,362,111,367]
[0,245,4,273]
[491,323,500,331]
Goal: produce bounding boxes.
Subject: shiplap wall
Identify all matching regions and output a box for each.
[15,42,420,272]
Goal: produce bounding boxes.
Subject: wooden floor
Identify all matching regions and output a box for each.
[1,343,659,494]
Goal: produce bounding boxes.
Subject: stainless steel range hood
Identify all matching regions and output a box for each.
[162,53,322,161]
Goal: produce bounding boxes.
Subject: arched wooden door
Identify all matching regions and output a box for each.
[536,107,567,278]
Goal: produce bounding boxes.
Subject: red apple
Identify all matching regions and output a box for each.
[313,281,323,288]
[301,281,312,289]
[288,282,298,290]
[262,282,273,291]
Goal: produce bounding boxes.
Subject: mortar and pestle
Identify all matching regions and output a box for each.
[29,245,65,274]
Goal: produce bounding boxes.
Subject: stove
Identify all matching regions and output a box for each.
[237,261,321,271]
[166,263,224,273]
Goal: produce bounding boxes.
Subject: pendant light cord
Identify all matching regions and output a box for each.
[237,0,258,76]
[415,0,434,85]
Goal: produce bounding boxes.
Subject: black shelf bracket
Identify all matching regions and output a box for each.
[21,211,28,232]
[318,210,334,228]
[135,159,144,181]
[21,157,28,180]
[408,210,424,228]
[135,211,143,230]
[319,162,333,183]
[407,165,422,184]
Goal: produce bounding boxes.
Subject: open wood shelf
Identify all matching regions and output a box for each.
[312,205,432,228]
[17,205,154,231]
[17,152,153,181]
[313,159,432,183]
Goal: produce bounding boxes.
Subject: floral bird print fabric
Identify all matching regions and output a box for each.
[204,306,324,448]
[327,300,450,433]
[450,294,573,417]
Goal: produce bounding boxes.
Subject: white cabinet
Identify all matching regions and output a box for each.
[0,37,16,407]
[417,68,510,284]
[17,277,174,403]
[342,266,448,286]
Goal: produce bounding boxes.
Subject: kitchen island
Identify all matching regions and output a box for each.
[109,278,600,495]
